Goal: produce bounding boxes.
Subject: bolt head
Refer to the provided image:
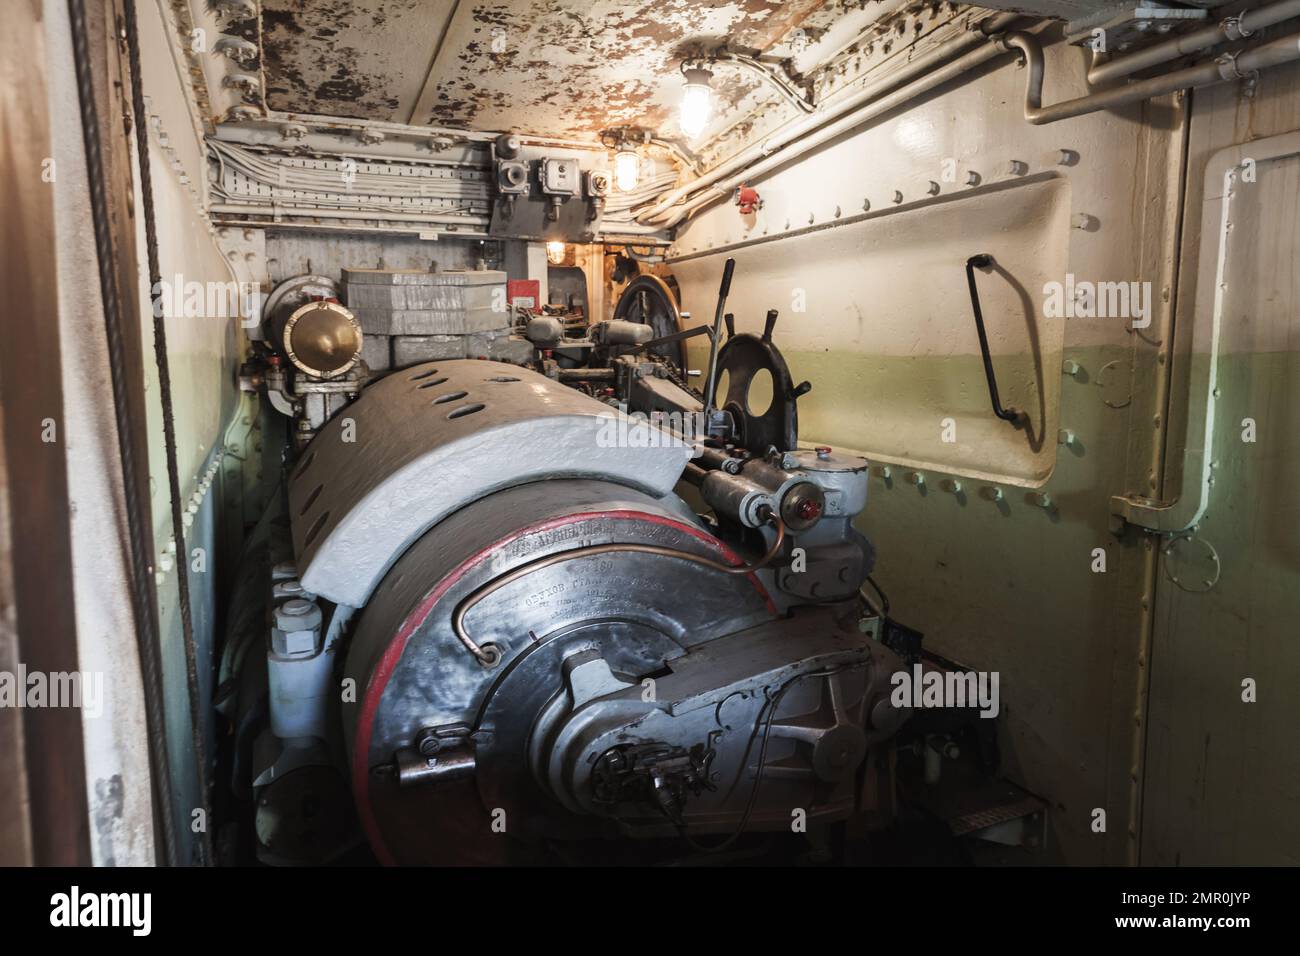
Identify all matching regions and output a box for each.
[274,598,321,633]
[273,626,317,657]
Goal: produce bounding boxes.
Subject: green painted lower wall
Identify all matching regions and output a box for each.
[685,337,1299,864]
[689,343,1064,484]
[1143,350,1300,864]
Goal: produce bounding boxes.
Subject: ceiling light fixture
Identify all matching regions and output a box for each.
[614,144,640,192]
[601,127,651,193]
[679,66,714,139]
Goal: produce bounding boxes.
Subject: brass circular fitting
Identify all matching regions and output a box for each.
[283,300,363,378]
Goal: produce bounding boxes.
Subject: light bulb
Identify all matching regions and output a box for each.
[679,67,714,139]
[546,241,566,265]
[614,148,640,192]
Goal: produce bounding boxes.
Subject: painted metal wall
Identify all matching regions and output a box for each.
[670,26,1268,868]
[136,0,243,864]
[44,0,154,866]
[59,1,1297,866]
[1140,62,1300,866]
[43,0,243,864]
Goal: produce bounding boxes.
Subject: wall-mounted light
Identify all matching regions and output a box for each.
[614,143,640,192]
[679,66,714,139]
[546,241,567,265]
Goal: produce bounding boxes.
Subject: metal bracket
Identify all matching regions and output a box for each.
[1221,14,1254,42]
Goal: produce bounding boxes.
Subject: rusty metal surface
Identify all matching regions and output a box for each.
[262,0,441,120]
[259,0,836,136]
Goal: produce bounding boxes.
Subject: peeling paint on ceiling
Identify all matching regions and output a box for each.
[259,0,835,138]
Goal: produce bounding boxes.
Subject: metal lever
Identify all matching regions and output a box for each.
[636,324,714,352]
[702,258,736,429]
[965,254,1023,427]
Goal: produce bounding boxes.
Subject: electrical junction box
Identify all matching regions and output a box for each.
[541,157,581,196]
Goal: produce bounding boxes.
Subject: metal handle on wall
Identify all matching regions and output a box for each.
[965,253,1024,428]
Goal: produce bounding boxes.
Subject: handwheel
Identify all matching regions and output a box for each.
[613,274,687,371]
[713,322,808,453]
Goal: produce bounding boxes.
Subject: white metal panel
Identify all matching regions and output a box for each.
[673,176,1071,484]
[290,360,693,607]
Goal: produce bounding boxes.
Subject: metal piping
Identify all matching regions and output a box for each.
[600,227,675,240]
[789,0,912,76]
[263,110,616,153]
[207,203,490,227]
[651,137,702,174]
[1112,131,1300,533]
[208,208,665,238]
[711,50,815,113]
[636,12,1021,225]
[1087,0,1300,86]
[655,36,1017,227]
[1003,30,1300,125]
[655,24,1300,231]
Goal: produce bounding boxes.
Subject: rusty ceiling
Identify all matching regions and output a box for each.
[259,0,841,139]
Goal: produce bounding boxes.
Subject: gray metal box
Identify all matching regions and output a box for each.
[392,334,468,366]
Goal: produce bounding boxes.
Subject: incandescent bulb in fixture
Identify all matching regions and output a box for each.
[546,240,566,265]
[679,67,714,139]
[614,146,640,192]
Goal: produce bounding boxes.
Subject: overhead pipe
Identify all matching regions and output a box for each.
[650,137,702,173]
[1004,29,1300,125]
[1087,0,1300,86]
[637,12,1021,224]
[265,110,614,153]
[208,205,670,241]
[594,223,676,237]
[207,203,490,227]
[711,50,816,113]
[655,25,1300,229]
[652,34,1020,227]
[789,0,913,76]
[657,18,915,172]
